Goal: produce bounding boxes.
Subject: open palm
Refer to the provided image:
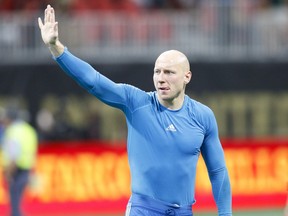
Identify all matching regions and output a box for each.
[38,5,58,45]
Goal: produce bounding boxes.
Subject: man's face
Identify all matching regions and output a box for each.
[153,50,191,108]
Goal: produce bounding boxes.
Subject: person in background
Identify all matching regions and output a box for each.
[0,107,38,216]
[38,5,232,216]
[0,107,5,142]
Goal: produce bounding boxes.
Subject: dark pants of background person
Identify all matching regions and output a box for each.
[9,168,30,216]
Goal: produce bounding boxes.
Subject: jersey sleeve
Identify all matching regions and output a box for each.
[54,48,147,112]
[200,107,232,216]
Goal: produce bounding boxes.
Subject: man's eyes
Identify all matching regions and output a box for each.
[154,70,175,74]
[164,70,175,74]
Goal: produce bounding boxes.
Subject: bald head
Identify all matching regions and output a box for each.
[155,50,190,73]
[153,50,192,109]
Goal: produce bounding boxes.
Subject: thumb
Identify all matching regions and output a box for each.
[38,17,43,29]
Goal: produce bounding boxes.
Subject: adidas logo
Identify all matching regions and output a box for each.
[166,124,177,132]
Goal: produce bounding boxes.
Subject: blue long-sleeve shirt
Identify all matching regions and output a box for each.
[54,49,232,215]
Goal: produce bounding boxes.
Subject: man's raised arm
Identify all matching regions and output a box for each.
[38,5,64,57]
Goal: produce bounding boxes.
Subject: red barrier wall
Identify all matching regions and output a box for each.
[0,139,287,214]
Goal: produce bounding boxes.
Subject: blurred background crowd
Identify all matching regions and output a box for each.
[0,0,288,11]
[0,0,287,143]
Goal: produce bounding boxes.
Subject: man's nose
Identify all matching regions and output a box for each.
[158,71,165,82]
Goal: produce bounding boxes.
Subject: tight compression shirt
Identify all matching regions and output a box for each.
[54,49,232,215]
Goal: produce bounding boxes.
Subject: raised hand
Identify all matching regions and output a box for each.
[38,5,59,46]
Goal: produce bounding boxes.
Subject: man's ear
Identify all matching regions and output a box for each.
[184,71,192,84]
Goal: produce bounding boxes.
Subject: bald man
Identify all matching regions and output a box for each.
[38,5,232,216]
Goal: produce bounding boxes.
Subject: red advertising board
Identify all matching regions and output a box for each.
[0,139,287,214]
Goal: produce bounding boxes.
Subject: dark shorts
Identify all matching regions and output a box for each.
[125,193,193,216]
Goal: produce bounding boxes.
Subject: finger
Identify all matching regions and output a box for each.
[47,5,53,23]
[54,22,58,33]
[51,7,55,23]
[38,17,43,29]
[45,5,52,23]
[44,7,48,24]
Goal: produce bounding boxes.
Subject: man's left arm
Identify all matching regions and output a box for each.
[200,109,232,216]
